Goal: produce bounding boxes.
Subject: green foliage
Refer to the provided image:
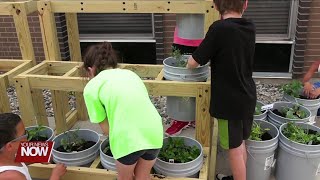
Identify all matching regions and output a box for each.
[27,125,47,141]
[60,129,86,152]
[158,137,201,163]
[283,122,320,145]
[254,104,263,115]
[172,47,187,67]
[249,122,270,141]
[279,105,307,119]
[281,80,303,98]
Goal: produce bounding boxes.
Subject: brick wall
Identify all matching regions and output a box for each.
[154,13,164,64]
[0,13,69,62]
[163,14,176,58]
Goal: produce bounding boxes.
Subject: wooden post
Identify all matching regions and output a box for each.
[0,76,11,113]
[65,13,82,61]
[15,76,37,127]
[51,90,69,134]
[65,11,88,120]
[38,1,72,129]
[204,2,218,35]
[11,2,36,65]
[38,1,61,61]
[208,117,218,180]
[12,1,48,126]
[195,84,211,147]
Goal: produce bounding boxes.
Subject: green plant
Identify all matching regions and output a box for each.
[158,137,200,163]
[281,80,303,98]
[279,105,307,119]
[249,122,270,141]
[27,125,47,141]
[254,104,263,115]
[172,47,187,67]
[60,129,86,152]
[102,144,113,156]
[283,122,320,145]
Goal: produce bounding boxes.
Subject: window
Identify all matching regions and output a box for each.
[77,13,154,42]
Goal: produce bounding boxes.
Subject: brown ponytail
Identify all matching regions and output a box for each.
[82,42,118,77]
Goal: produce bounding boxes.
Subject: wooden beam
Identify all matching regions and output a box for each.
[38,1,61,61]
[66,13,82,61]
[19,61,48,75]
[28,148,210,180]
[155,69,164,80]
[75,92,88,121]
[0,2,13,15]
[51,90,69,134]
[0,60,25,69]
[89,156,101,169]
[208,118,218,180]
[119,64,163,78]
[11,2,36,65]
[195,85,211,147]
[50,0,208,14]
[26,75,209,97]
[32,89,49,126]
[198,147,209,180]
[63,66,80,77]
[204,1,218,35]
[14,76,37,126]
[48,61,82,74]
[0,76,11,113]
[6,61,33,84]
[66,109,78,129]
[24,0,37,15]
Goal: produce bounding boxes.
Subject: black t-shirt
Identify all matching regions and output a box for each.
[192,18,257,121]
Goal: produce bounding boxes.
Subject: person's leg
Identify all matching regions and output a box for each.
[216,119,246,180]
[116,150,144,180]
[134,149,160,180]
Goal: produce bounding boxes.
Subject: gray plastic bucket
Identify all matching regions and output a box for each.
[100,138,116,171]
[166,96,195,122]
[276,122,320,180]
[246,120,279,180]
[163,56,209,82]
[283,93,320,124]
[254,101,267,121]
[163,56,209,121]
[154,136,203,177]
[52,129,100,167]
[267,101,311,128]
[25,125,54,141]
[176,14,204,39]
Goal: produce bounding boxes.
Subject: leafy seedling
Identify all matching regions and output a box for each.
[281,80,303,98]
[27,125,48,141]
[254,104,263,115]
[249,122,271,141]
[158,137,200,163]
[172,47,188,67]
[60,129,87,153]
[278,105,307,119]
[283,122,320,145]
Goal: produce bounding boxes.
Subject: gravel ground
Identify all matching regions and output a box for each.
[6,81,283,123]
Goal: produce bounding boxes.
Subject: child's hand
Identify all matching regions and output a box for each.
[50,163,67,180]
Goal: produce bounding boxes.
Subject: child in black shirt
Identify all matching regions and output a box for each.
[187,0,256,180]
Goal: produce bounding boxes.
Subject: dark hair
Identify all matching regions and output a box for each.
[0,113,22,149]
[82,42,118,77]
[213,0,246,15]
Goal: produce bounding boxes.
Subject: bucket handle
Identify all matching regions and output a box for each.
[246,147,276,170]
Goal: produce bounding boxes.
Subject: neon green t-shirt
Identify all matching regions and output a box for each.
[83,68,163,159]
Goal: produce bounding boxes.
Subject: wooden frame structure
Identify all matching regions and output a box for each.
[0,0,47,123]
[16,60,218,180]
[11,0,220,179]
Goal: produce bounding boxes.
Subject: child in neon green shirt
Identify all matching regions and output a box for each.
[82,42,163,180]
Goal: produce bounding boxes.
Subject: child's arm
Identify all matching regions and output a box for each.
[99,119,109,136]
[49,164,66,180]
[303,60,320,96]
[187,57,200,69]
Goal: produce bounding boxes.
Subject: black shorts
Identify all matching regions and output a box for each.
[217,118,253,149]
[172,43,198,55]
[116,149,160,165]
